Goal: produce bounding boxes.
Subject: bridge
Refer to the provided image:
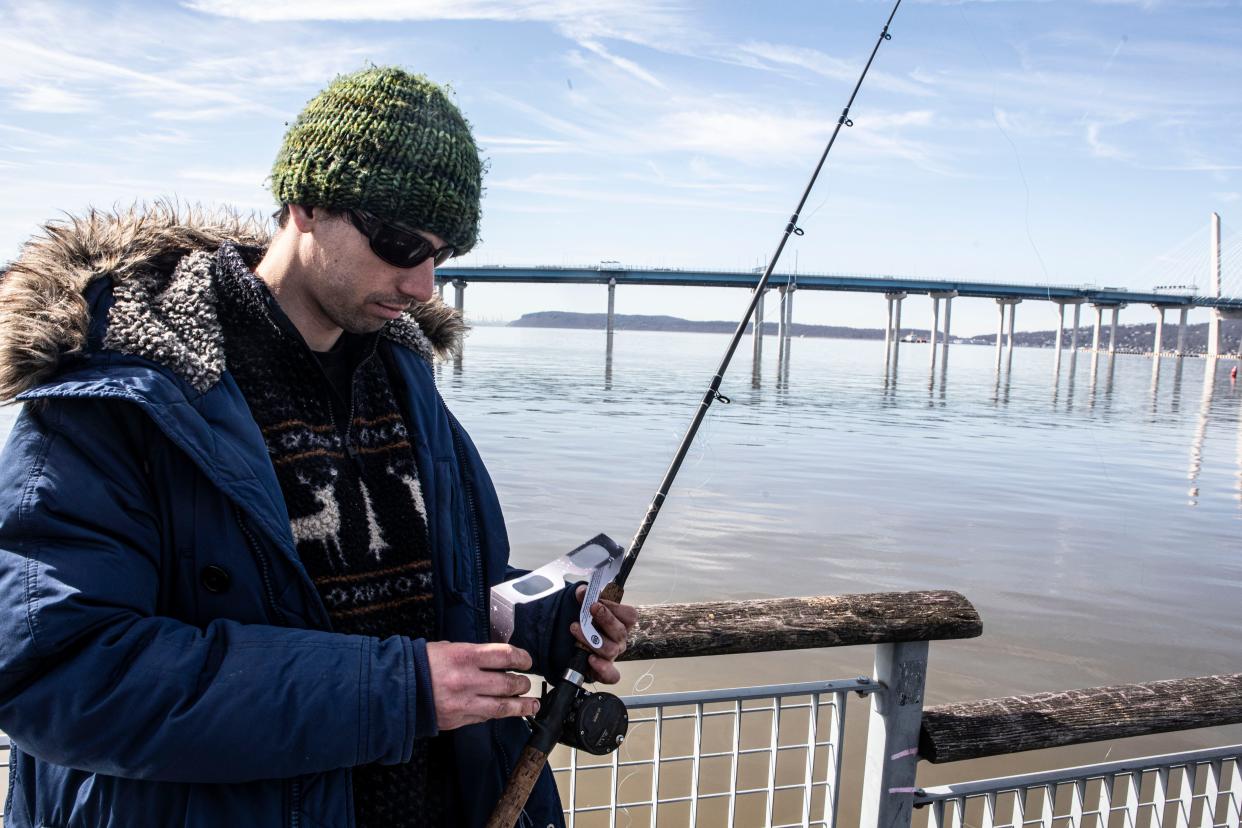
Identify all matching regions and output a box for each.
[437,213,1242,363]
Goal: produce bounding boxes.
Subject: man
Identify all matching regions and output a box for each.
[0,67,635,827]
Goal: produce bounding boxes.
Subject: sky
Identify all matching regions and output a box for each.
[2,0,1240,336]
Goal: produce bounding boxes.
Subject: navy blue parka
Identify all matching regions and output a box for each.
[0,209,571,827]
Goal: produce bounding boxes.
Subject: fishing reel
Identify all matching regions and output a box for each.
[555,684,628,755]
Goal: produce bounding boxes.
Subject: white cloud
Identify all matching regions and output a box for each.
[477,136,577,155]
[182,0,693,51]
[10,86,97,114]
[1085,122,1128,160]
[1213,192,1241,203]
[178,168,270,187]
[577,39,666,89]
[738,41,935,97]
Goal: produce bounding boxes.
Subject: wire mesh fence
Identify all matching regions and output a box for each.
[550,679,866,828]
[914,745,1242,828]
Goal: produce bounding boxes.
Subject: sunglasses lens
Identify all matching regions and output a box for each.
[352,211,452,269]
[373,225,431,268]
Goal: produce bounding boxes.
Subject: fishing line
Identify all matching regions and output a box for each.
[487,4,906,822]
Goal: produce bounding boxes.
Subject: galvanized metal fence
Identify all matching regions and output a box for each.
[914,745,1242,828]
[550,679,871,828]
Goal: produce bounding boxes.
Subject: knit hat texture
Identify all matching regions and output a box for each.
[270,67,482,254]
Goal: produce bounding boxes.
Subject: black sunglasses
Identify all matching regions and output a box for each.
[346,210,456,269]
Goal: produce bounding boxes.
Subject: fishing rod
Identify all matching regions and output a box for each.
[486,3,903,824]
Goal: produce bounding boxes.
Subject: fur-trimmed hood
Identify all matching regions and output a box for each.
[0,204,465,402]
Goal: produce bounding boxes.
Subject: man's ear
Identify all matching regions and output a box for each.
[287,204,316,233]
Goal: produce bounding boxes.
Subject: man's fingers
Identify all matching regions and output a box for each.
[572,621,624,661]
[600,599,639,629]
[471,643,534,673]
[589,602,630,648]
[588,653,621,685]
[485,694,540,721]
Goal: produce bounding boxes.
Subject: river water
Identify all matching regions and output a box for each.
[2,326,1239,818]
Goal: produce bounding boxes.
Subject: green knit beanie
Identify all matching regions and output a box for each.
[270,66,482,254]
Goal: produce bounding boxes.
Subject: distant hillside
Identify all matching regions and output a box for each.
[509,311,1242,355]
[511,311,885,339]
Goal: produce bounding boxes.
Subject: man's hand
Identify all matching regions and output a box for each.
[426,642,539,731]
[569,585,639,685]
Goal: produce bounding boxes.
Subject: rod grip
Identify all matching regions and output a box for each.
[485,744,549,828]
[600,582,625,603]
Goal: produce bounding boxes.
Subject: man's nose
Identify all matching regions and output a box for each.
[396,259,436,297]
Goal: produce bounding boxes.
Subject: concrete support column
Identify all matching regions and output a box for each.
[752,288,765,366]
[995,300,1006,364]
[1007,301,1018,361]
[884,298,894,349]
[1209,212,1222,359]
[884,292,906,351]
[942,296,953,349]
[777,286,788,343]
[785,284,795,331]
[1176,308,1189,357]
[1152,306,1166,356]
[1108,306,1121,355]
[929,291,956,362]
[929,295,941,367]
[436,279,445,300]
[1070,303,1082,352]
[1054,302,1066,368]
[452,279,466,316]
[1092,305,1104,353]
[606,277,617,338]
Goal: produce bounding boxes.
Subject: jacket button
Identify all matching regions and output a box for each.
[200,565,231,594]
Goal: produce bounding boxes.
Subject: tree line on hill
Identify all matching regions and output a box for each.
[509,311,1242,355]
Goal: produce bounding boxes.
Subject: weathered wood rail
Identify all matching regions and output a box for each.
[920,672,1242,763]
[620,590,981,661]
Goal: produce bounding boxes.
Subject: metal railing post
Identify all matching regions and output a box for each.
[859,641,928,828]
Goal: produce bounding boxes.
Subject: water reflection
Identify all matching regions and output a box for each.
[604,331,614,391]
[1187,360,1216,506]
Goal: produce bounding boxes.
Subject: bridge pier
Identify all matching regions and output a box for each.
[884,292,906,353]
[436,278,445,300]
[1150,304,1182,357]
[453,279,466,317]
[1070,303,1082,352]
[1092,305,1104,353]
[929,291,956,369]
[752,288,765,368]
[1007,301,1018,364]
[1176,308,1189,357]
[994,299,1019,366]
[777,286,788,343]
[1108,306,1123,355]
[606,277,616,339]
[941,294,953,361]
[1053,298,1085,373]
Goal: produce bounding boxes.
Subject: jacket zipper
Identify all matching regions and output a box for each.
[288,776,302,828]
[233,505,289,627]
[446,410,487,641]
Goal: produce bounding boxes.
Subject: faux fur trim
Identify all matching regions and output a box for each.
[0,203,465,401]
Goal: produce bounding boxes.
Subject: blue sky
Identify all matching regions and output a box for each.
[2,0,1239,335]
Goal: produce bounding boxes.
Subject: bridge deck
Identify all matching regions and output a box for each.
[436,265,1242,310]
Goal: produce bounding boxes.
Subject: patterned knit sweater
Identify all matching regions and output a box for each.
[213,243,449,826]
